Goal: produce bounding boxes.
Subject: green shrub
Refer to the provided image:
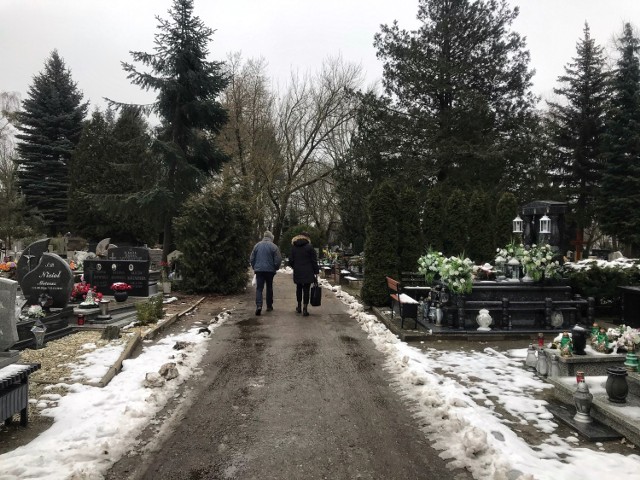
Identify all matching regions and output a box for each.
[564,263,640,312]
[362,181,399,307]
[173,183,252,294]
[136,294,164,325]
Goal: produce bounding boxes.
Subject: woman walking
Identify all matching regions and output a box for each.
[289,231,319,316]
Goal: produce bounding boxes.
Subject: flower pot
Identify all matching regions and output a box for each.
[113,291,128,303]
[624,351,639,372]
[605,366,628,403]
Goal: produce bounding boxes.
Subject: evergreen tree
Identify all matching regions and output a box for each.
[547,23,609,236]
[495,192,519,248]
[466,189,494,263]
[118,0,229,260]
[173,183,252,293]
[422,185,446,252]
[68,110,114,238]
[599,23,640,249]
[397,187,424,272]
[443,188,468,256]
[15,50,88,233]
[361,182,399,307]
[371,0,536,192]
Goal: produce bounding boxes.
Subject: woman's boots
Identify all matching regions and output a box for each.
[296,303,302,314]
[303,305,309,316]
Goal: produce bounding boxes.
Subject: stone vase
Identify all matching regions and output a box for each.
[605,366,629,403]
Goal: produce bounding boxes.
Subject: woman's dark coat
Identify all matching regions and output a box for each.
[289,234,319,284]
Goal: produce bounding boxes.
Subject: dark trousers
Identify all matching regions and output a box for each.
[255,271,275,308]
[296,283,311,306]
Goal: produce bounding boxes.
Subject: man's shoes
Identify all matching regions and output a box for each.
[266,305,273,311]
[255,308,261,316]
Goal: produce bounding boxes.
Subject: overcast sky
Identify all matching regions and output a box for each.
[2,0,640,113]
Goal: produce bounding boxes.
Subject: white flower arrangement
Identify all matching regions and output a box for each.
[439,255,474,295]
[611,325,640,352]
[27,305,45,318]
[417,249,445,284]
[521,243,560,281]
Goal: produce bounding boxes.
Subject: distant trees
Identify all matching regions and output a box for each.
[15,50,88,234]
[599,23,640,250]
[119,0,230,260]
[546,23,609,244]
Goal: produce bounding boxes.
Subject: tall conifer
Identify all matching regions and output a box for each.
[15,50,88,233]
[599,23,640,249]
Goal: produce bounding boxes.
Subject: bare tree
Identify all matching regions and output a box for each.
[219,54,281,239]
[268,57,363,242]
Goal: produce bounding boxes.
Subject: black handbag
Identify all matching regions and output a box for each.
[310,277,322,306]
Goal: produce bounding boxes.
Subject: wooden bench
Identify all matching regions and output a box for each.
[386,277,420,329]
[1,363,41,426]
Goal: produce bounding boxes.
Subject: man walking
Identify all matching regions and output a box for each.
[249,231,282,316]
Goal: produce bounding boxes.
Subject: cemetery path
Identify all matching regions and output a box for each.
[106,274,473,480]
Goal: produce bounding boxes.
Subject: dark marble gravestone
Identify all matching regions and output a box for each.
[16,238,50,284]
[19,253,74,308]
[83,259,150,296]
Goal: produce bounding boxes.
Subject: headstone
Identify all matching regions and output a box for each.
[83,258,150,296]
[20,253,74,308]
[167,250,183,264]
[149,248,163,272]
[0,278,19,353]
[107,246,150,262]
[96,238,111,258]
[16,238,51,283]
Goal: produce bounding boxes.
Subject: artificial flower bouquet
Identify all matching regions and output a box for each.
[417,248,445,285]
[439,255,474,295]
[71,281,103,301]
[110,282,132,292]
[521,243,560,281]
[26,305,45,318]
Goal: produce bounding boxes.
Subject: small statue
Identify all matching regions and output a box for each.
[594,327,610,353]
[79,289,98,309]
[560,331,573,357]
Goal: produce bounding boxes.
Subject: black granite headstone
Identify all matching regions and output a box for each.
[83,259,150,296]
[17,238,51,283]
[20,252,74,308]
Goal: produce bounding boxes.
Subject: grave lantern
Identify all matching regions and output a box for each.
[30,320,47,349]
[512,215,523,234]
[539,214,551,234]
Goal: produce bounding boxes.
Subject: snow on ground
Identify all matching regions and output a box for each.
[325,279,640,480]
[2,273,640,479]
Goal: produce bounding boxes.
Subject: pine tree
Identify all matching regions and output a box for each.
[118,0,229,260]
[547,23,609,236]
[599,23,640,249]
[361,182,399,307]
[15,50,88,233]
[422,186,446,252]
[443,188,468,256]
[495,192,519,248]
[371,0,536,192]
[397,187,424,272]
[466,189,494,263]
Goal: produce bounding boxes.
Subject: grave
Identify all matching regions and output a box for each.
[0,278,20,368]
[83,246,151,297]
[12,239,75,349]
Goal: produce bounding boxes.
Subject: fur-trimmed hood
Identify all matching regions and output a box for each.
[291,234,311,246]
